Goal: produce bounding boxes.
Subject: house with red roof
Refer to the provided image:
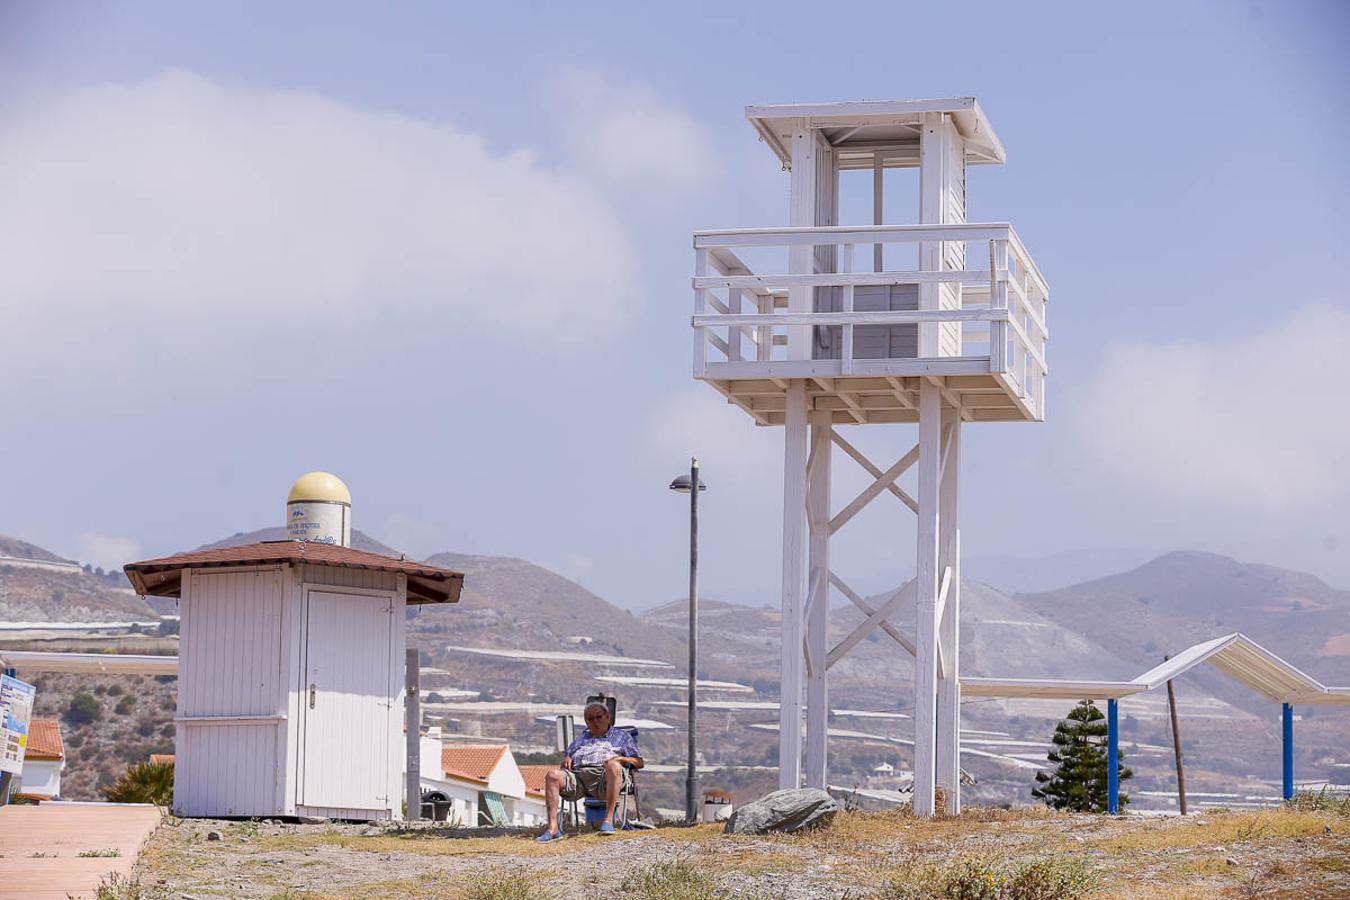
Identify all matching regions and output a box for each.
[17,717,65,800]
[414,736,548,827]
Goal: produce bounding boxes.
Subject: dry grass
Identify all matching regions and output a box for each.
[135,805,1350,899]
[1086,807,1338,854]
[267,870,555,900]
[754,805,1065,855]
[255,827,658,859]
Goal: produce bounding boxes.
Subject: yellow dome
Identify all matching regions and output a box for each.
[287,472,351,505]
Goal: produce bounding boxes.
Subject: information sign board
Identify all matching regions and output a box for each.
[0,673,37,776]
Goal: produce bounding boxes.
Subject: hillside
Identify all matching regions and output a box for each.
[1017,551,1350,711]
[0,536,157,623]
[420,552,691,667]
[0,534,75,564]
[195,526,402,556]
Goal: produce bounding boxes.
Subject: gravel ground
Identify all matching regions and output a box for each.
[126,806,1350,899]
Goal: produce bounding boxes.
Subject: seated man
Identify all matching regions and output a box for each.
[537,701,643,840]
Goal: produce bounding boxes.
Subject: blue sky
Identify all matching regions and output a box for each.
[1,1,1348,606]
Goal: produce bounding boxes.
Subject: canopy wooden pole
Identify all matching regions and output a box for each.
[1165,656,1187,815]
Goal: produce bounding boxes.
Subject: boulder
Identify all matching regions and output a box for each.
[722,788,839,835]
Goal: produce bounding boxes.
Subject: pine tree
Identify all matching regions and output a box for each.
[1032,699,1133,812]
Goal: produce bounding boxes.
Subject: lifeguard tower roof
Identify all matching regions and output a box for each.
[746,97,1007,169]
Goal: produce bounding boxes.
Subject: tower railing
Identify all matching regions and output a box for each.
[691,223,1048,419]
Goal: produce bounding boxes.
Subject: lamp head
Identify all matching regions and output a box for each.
[669,474,707,493]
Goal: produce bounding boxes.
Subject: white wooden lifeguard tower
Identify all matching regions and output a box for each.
[124,473,464,820]
[690,98,1049,816]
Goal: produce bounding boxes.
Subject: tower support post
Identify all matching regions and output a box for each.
[778,380,810,790]
[804,411,833,789]
[912,380,942,816]
[935,405,962,813]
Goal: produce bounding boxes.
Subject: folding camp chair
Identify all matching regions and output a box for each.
[573,693,643,829]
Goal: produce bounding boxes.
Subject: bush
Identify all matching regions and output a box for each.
[100,761,174,806]
[456,870,546,900]
[620,860,720,900]
[136,718,157,737]
[67,692,102,725]
[882,857,1096,900]
[93,873,144,900]
[1288,788,1350,816]
[114,696,136,715]
[107,684,124,696]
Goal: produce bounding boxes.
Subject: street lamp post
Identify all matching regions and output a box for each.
[670,458,706,824]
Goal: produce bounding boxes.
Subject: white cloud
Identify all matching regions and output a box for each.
[640,386,780,496]
[74,531,142,571]
[0,70,638,391]
[1069,302,1350,514]
[551,67,716,191]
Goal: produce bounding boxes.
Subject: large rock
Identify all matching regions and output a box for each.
[722,788,839,835]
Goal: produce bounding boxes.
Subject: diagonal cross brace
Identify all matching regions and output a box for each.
[831,432,919,515]
[829,444,920,535]
[826,579,916,669]
[934,566,953,679]
[830,573,916,658]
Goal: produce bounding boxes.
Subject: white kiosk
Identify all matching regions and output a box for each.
[125,473,464,820]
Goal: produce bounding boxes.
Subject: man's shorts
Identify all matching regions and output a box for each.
[559,764,631,801]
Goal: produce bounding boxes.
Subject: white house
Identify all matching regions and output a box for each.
[514,765,553,825]
[15,717,64,800]
[417,743,545,827]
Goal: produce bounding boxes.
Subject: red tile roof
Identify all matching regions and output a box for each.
[24,717,63,762]
[439,744,508,785]
[518,764,554,797]
[149,754,175,766]
[124,541,464,604]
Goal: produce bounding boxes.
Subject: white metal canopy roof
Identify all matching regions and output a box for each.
[960,677,1145,701]
[0,650,178,676]
[746,97,1007,170]
[1131,633,1350,705]
[962,633,1350,706]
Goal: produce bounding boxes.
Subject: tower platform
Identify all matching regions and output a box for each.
[692,222,1048,424]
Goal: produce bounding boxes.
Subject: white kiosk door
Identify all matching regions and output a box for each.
[299,588,394,810]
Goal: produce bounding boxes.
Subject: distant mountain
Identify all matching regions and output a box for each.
[639,580,1144,687]
[0,534,76,564]
[0,537,156,622]
[420,552,691,669]
[195,527,402,556]
[962,548,1161,595]
[1017,550,1350,711]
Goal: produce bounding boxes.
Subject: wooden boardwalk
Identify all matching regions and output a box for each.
[0,803,162,899]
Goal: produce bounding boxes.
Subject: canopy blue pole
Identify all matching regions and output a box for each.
[1282,703,1294,801]
[1107,698,1119,814]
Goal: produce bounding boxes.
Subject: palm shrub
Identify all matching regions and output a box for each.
[100,760,174,806]
[1032,699,1132,812]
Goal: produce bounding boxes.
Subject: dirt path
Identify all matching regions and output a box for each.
[127,805,1350,899]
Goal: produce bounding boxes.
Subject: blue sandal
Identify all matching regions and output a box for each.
[598,822,616,834]
[535,829,564,843]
